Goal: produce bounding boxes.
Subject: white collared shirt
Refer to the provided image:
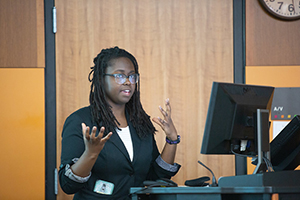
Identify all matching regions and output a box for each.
[116,126,134,162]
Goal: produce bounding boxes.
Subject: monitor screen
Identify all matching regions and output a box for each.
[201,82,274,156]
[270,115,300,171]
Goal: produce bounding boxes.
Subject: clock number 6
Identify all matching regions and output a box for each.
[288,4,295,12]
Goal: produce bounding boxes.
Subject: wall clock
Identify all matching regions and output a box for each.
[259,0,300,20]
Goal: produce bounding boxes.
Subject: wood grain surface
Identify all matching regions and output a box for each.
[0,0,45,68]
[246,0,300,66]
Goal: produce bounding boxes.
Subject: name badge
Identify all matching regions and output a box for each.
[94,180,114,195]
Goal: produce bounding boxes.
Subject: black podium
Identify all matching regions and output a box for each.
[130,171,300,200]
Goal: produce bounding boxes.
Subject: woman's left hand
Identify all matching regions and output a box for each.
[152,98,178,140]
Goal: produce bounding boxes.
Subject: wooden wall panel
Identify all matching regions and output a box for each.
[56,0,234,199]
[0,0,45,199]
[246,0,300,66]
[0,0,45,68]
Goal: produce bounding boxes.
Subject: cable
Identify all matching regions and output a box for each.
[231,144,274,172]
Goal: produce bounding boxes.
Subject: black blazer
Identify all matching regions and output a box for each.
[59,106,180,199]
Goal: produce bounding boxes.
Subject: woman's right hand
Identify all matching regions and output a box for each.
[82,123,112,158]
[69,123,112,177]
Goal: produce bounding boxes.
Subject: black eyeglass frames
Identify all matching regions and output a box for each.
[104,73,139,84]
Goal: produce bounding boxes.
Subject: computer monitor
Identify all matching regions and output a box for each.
[201,82,274,157]
[270,115,300,171]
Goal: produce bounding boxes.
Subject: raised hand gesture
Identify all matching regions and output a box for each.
[152,98,178,141]
[82,123,112,157]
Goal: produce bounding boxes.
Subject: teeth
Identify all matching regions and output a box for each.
[124,90,130,92]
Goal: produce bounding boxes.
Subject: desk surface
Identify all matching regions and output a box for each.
[131,171,300,200]
[131,186,300,194]
[130,186,300,200]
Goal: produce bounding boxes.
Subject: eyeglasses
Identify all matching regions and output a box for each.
[104,73,139,84]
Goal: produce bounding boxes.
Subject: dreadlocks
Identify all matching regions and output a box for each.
[88,46,156,138]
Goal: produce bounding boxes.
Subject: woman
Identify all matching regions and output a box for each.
[59,46,181,199]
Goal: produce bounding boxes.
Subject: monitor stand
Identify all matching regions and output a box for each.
[253,109,270,174]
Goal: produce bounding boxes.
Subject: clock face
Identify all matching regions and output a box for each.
[259,0,300,20]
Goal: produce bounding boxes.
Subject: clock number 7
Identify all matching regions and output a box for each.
[277,2,283,10]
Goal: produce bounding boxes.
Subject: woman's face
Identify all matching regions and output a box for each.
[104,57,136,109]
